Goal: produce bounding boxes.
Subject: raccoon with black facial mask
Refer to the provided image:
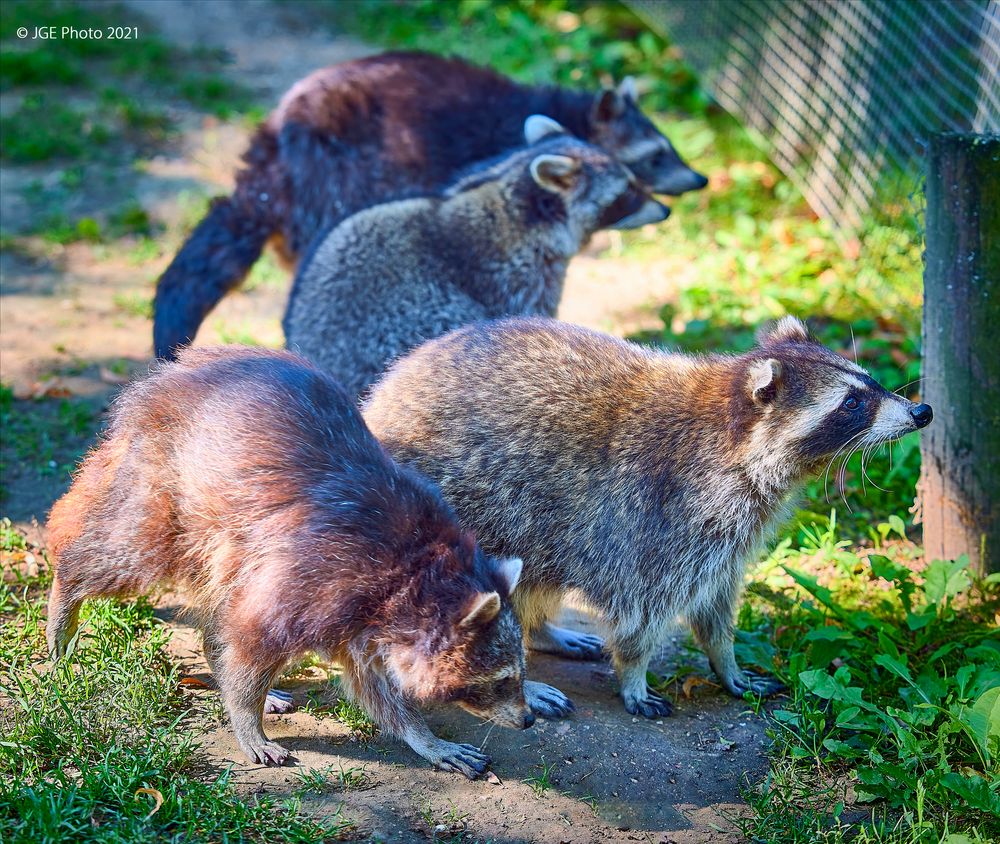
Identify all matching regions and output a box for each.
[283,116,668,399]
[363,317,933,719]
[152,51,704,361]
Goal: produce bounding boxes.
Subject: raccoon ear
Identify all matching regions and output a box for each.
[460,591,502,627]
[757,316,809,346]
[530,154,581,192]
[494,556,523,595]
[593,87,626,123]
[617,76,638,102]
[749,358,783,405]
[524,114,567,145]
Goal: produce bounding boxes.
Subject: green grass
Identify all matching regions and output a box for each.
[0,0,257,164]
[523,759,557,797]
[331,0,708,113]
[0,384,98,498]
[722,523,1000,842]
[112,292,154,320]
[0,521,354,842]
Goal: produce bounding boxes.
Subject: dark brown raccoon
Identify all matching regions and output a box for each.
[152,51,706,360]
[363,317,933,718]
[45,346,560,778]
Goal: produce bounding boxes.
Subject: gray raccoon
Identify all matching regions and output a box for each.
[282,117,668,398]
[363,317,933,718]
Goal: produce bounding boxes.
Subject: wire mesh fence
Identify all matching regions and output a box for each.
[628,0,1000,231]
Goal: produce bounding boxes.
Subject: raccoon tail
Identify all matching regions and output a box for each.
[152,188,276,360]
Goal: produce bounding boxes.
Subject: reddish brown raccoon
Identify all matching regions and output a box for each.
[45,346,534,778]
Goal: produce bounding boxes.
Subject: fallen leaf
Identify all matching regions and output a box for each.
[485,771,503,785]
[134,787,163,819]
[179,677,211,688]
[13,380,73,400]
[682,676,719,698]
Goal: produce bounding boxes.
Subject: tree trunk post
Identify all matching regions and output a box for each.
[918,132,1000,575]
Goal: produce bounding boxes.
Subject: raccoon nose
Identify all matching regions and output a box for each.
[910,403,933,428]
[522,711,536,729]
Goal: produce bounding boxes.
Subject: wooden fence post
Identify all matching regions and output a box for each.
[918,132,1000,574]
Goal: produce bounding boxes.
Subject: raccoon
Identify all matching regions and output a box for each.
[45,346,571,778]
[282,116,668,399]
[363,317,933,717]
[153,51,705,360]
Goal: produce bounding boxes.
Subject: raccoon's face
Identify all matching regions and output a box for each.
[523,116,670,234]
[742,317,933,485]
[587,78,708,197]
[391,555,534,730]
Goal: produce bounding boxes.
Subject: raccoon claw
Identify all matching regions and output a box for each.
[434,741,491,779]
[245,740,290,766]
[726,671,785,698]
[264,688,296,714]
[525,680,575,719]
[624,690,673,719]
[529,623,606,661]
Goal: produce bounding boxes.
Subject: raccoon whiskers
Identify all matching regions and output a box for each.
[859,438,890,494]
[477,719,499,752]
[822,429,868,506]
[893,376,925,398]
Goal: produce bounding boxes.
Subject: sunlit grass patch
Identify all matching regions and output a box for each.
[0,521,354,842]
[729,519,1000,841]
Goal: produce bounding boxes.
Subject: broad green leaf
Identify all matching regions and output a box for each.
[782,566,840,614]
[868,553,911,585]
[874,653,915,686]
[802,626,853,642]
[835,705,861,726]
[922,557,972,605]
[940,772,1000,814]
[967,686,1000,748]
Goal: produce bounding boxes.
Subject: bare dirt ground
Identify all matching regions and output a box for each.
[1,2,766,841]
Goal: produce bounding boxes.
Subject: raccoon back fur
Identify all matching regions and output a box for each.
[363,317,933,718]
[44,346,565,778]
[152,51,705,360]
[283,117,668,398]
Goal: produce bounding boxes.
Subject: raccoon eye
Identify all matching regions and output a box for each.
[843,395,862,411]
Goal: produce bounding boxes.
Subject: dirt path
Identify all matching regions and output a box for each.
[1,2,763,840]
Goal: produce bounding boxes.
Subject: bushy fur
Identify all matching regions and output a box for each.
[363,317,931,717]
[45,346,536,778]
[152,51,704,359]
[283,126,666,398]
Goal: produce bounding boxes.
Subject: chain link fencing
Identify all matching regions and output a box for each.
[628,0,999,231]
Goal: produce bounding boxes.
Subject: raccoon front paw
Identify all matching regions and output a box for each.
[623,689,673,719]
[724,670,785,698]
[525,680,575,719]
[432,741,491,779]
[264,688,296,714]
[244,739,291,766]
[529,623,606,661]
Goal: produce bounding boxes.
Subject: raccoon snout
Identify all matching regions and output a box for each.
[910,403,933,428]
[521,711,536,729]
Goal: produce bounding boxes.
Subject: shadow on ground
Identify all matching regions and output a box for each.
[161,603,770,844]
